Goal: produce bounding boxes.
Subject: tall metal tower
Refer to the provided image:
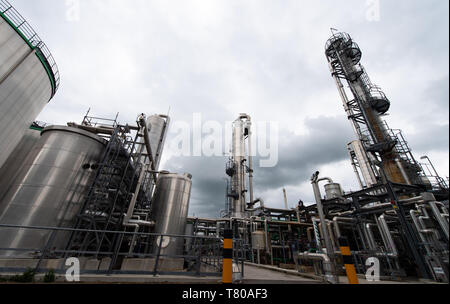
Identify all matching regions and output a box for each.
[325,31,425,188]
[225,114,254,218]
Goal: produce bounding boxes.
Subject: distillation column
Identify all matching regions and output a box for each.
[226,114,254,218]
[325,32,419,186]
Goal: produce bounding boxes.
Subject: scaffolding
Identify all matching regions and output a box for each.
[64,112,156,264]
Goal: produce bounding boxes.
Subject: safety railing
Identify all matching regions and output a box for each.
[0,224,226,278]
[0,0,60,96]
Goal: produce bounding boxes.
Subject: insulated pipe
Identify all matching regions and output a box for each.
[67,123,115,135]
[429,201,449,240]
[398,196,424,204]
[123,219,155,255]
[332,217,357,238]
[124,164,148,223]
[327,222,338,252]
[329,199,421,218]
[298,252,334,283]
[282,188,289,210]
[264,218,270,255]
[349,154,365,189]
[248,198,265,209]
[418,207,442,241]
[311,173,335,259]
[410,210,432,255]
[365,223,378,251]
[378,215,398,256]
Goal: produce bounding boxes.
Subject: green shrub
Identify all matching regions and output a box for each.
[43,269,56,283]
[9,268,36,283]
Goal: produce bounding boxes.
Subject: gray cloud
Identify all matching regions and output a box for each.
[164,115,354,217]
[8,0,448,217]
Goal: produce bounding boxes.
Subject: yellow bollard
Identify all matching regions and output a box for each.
[338,236,359,284]
[222,229,233,284]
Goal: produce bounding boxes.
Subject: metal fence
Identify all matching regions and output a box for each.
[0,224,236,278]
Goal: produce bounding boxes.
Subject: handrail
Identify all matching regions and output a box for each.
[0,0,60,97]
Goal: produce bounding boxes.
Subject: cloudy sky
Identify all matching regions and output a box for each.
[12,0,449,217]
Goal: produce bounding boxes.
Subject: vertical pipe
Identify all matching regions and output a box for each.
[378,215,398,256]
[311,173,339,283]
[283,188,288,210]
[429,202,449,240]
[247,119,254,206]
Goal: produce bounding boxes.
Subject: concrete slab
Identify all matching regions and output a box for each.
[241,263,322,284]
[120,258,185,272]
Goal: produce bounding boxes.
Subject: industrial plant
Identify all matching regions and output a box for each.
[0,0,448,284]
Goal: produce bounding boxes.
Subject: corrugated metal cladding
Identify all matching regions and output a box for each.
[0,15,54,170]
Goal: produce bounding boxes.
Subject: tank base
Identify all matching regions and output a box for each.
[121,258,185,272]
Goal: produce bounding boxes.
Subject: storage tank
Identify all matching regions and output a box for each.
[0,126,105,258]
[147,115,168,170]
[150,173,192,256]
[324,183,344,200]
[137,114,168,170]
[0,126,41,201]
[0,1,59,170]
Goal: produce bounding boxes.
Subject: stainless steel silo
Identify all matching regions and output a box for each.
[0,127,41,201]
[0,2,59,170]
[150,173,192,257]
[0,126,105,258]
[137,114,169,171]
[147,115,168,170]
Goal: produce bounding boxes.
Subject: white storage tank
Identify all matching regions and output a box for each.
[0,1,59,169]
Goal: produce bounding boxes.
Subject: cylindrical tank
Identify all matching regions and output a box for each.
[0,127,41,201]
[231,118,246,218]
[324,183,343,200]
[184,222,194,253]
[0,2,59,170]
[0,126,105,257]
[146,115,167,170]
[150,173,192,257]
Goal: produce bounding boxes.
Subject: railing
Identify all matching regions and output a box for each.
[0,0,60,96]
[0,224,225,277]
